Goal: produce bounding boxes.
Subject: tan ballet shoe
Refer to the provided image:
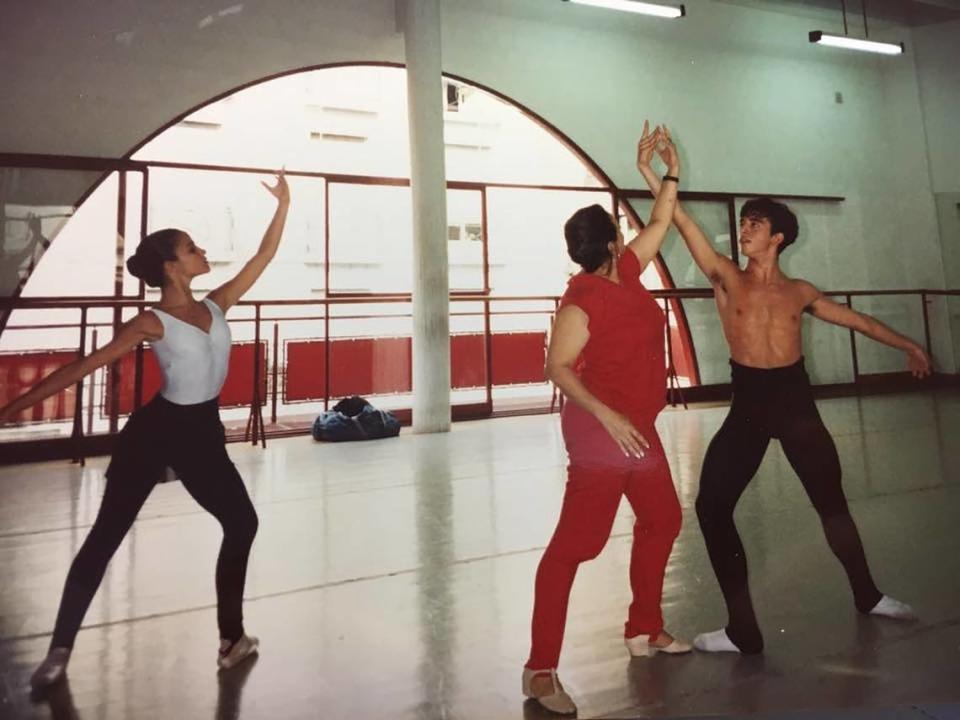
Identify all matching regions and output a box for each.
[217,634,259,670]
[522,667,577,715]
[625,632,693,657]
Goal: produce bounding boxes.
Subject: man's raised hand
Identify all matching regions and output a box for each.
[655,125,680,173]
[907,345,933,379]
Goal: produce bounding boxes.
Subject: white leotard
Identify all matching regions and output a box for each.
[149,297,231,405]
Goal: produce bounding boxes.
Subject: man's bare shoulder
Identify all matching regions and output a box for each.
[786,277,823,308]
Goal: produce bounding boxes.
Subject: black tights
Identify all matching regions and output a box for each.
[696,360,882,654]
[50,397,259,650]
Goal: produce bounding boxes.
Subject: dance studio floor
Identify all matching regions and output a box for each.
[1,390,958,720]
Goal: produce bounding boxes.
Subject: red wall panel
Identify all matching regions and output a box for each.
[329,336,412,397]
[491,332,546,386]
[285,331,545,403]
[284,340,327,402]
[0,350,78,423]
[450,334,486,389]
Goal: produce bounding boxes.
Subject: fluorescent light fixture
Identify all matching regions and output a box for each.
[564,0,685,19]
[808,31,903,55]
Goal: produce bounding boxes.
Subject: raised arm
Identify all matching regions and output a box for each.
[208,171,290,312]
[546,305,649,458]
[636,125,737,286]
[0,312,162,424]
[625,121,679,271]
[803,284,932,378]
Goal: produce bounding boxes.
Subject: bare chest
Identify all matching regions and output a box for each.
[718,283,806,332]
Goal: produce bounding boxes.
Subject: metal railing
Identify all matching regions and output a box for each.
[1,287,956,465]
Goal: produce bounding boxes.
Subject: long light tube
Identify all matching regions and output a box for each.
[565,0,685,19]
[808,31,904,55]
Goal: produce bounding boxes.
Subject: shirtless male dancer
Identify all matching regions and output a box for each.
[638,127,932,654]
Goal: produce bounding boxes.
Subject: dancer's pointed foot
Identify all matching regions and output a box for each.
[868,595,917,621]
[217,635,259,670]
[30,647,71,691]
[693,628,742,653]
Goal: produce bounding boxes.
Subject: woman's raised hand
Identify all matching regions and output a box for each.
[261,169,290,205]
[636,120,661,171]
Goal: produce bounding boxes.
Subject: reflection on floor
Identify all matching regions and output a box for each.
[1,390,958,719]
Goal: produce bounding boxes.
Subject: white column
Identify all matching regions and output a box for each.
[401,0,450,433]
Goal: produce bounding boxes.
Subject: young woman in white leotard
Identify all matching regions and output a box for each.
[0,171,289,690]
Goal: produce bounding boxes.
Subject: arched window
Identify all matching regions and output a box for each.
[2,64,696,436]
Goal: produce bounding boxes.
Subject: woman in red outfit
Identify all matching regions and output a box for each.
[523,123,687,715]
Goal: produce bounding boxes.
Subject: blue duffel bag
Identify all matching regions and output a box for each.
[311,396,401,442]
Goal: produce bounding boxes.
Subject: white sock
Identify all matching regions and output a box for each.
[869,595,917,620]
[693,628,741,653]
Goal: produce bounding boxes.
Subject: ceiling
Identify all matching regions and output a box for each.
[712,0,960,27]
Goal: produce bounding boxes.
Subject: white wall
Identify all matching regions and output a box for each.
[0,0,954,377]
[913,18,960,371]
[913,18,960,194]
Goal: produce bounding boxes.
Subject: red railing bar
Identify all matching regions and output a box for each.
[5,288,957,312]
[0,152,850,203]
[2,307,560,331]
[323,302,330,411]
[71,308,88,465]
[86,330,98,435]
[0,153,144,172]
[271,323,279,425]
[847,294,860,385]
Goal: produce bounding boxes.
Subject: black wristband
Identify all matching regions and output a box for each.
[662,174,680,183]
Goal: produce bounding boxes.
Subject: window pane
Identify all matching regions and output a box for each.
[447,189,484,292]
[329,183,413,294]
[147,168,326,300]
[122,171,145,296]
[627,198,731,289]
[487,188,611,295]
[16,170,118,299]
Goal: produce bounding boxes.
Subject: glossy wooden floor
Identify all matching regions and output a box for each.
[1,391,959,719]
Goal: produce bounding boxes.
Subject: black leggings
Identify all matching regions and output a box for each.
[696,359,881,654]
[50,396,259,650]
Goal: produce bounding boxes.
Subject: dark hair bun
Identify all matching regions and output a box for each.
[564,204,616,273]
[126,254,142,277]
[126,228,183,288]
[126,248,164,288]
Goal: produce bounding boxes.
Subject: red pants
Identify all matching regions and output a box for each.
[526,405,681,670]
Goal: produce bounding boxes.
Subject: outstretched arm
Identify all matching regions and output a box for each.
[546,305,649,458]
[805,285,932,378]
[625,121,679,272]
[0,312,162,424]
[636,126,737,286]
[208,171,290,312]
